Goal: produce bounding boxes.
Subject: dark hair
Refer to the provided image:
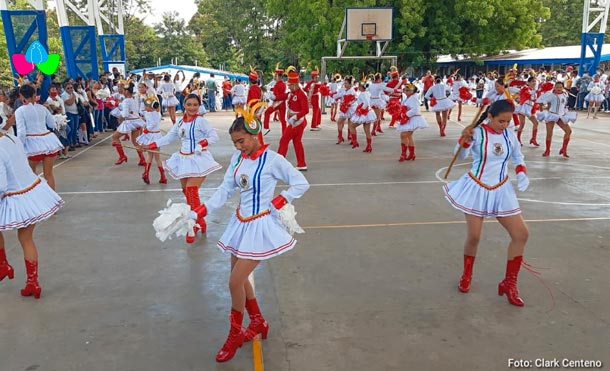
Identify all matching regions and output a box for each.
[527,76,536,83]
[359,83,369,89]
[435,77,442,84]
[184,93,201,105]
[229,116,249,134]
[19,84,35,99]
[554,81,564,88]
[488,100,514,117]
[125,82,135,95]
[163,75,170,82]
[151,101,160,109]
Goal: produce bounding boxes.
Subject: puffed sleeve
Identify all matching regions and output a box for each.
[45,108,55,130]
[205,152,240,214]
[0,155,7,195]
[270,154,309,203]
[15,107,26,143]
[196,117,219,145]
[154,120,180,147]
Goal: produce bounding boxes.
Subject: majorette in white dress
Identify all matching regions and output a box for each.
[158,82,179,108]
[425,83,456,112]
[444,124,524,218]
[15,103,64,157]
[368,82,394,109]
[116,97,145,133]
[475,89,517,127]
[336,87,357,119]
[450,79,469,102]
[585,82,605,103]
[205,145,309,260]
[154,116,221,179]
[136,110,163,145]
[514,87,537,117]
[231,84,247,106]
[536,91,577,123]
[396,94,428,133]
[351,91,377,124]
[0,134,64,230]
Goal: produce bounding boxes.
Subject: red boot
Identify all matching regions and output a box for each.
[20,259,41,299]
[158,166,167,184]
[371,121,377,136]
[137,151,146,166]
[244,298,269,342]
[121,133,130,141]
[351,131,359,148]
[362,138,372,153]
[438,121,445,137]
[142,163,151,184]
[406,145,416,161]
[112,142,128,165]
[398,143,407,162]
[558,137,570,158]
[498,256,525,307]
[216,309,245,362]
[185,186,206,242]
[458,255,475,293]
[529,129,539,147]
[376,121,384,133]
[542,140,551,157]
[336,130,344,144]
[0,248,14,282]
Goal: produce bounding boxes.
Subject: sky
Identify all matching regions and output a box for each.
[142,0,198,26]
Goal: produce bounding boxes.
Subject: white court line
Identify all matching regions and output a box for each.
[53,135,113,169]
[57,175,609,196]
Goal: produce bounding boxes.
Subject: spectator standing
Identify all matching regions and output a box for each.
[206,73,218,112]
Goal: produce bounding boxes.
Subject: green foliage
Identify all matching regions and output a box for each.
[538,0,582,46]
[153,12,207,66]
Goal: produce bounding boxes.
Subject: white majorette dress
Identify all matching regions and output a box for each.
[368,82,394,109]
[0,134,64,230]
[117,97,145,133]
[155,115,221,179]
[396,93,428,133]
[514,87,537,117]
[15,102,64,158]
[425,83,456,112]
[585,82,605,103]
[536,91,577,123]
[450,79,469,102]
[336,87,357,119]
[231,84,247,106]
[474,89,517,127]
[351,91,377,125]
[159,82,179,108]
[205,145,309,260]
[136,110,163,145]
[443,124,524,218]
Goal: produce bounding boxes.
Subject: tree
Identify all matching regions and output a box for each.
[538,0,582,47]
[153,12,207,66]
[123,16,158,70]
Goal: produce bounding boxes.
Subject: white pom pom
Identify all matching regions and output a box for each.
[152,200,196,242]
[277,203,305,235]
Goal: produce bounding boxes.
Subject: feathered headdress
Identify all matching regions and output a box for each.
[389,66,399,77]
[249,65,258,81]
[285,65,297,74]
[275,63,284,75]
[311,66,319,77]
[235,99,268,134]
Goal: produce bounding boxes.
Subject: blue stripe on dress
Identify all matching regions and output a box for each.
[499,130,511,182]
[255,152,268,213]
[189,119,196,153]
[251,155,264,214]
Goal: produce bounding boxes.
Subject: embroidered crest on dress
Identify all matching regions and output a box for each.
[239,174,250,190]
[493,143,504,156]
[292,96,298,101]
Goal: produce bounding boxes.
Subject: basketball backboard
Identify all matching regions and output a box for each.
[345,7,393,42]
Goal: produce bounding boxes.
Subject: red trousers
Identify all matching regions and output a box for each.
[311,94,321,128]
[264,102,287,132]
[277,121,307,167]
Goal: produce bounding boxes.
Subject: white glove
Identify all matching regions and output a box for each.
[287,116,296,126]
[517,172,529,192]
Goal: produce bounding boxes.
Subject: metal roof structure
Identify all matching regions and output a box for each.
[129,64,249,82]
[437,44,610,66]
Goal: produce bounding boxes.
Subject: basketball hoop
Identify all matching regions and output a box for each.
[365,34,376,41]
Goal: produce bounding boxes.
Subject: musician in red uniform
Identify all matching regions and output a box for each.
[304,68,322,131]
[246,67,265,144]
[263,65,288,133]
[385,67,403,127]
[277,69,309,171]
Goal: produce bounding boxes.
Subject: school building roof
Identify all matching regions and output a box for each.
[437,44,610,66]
[130,64,249,82]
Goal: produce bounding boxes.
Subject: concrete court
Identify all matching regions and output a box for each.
[1,105,609,371]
